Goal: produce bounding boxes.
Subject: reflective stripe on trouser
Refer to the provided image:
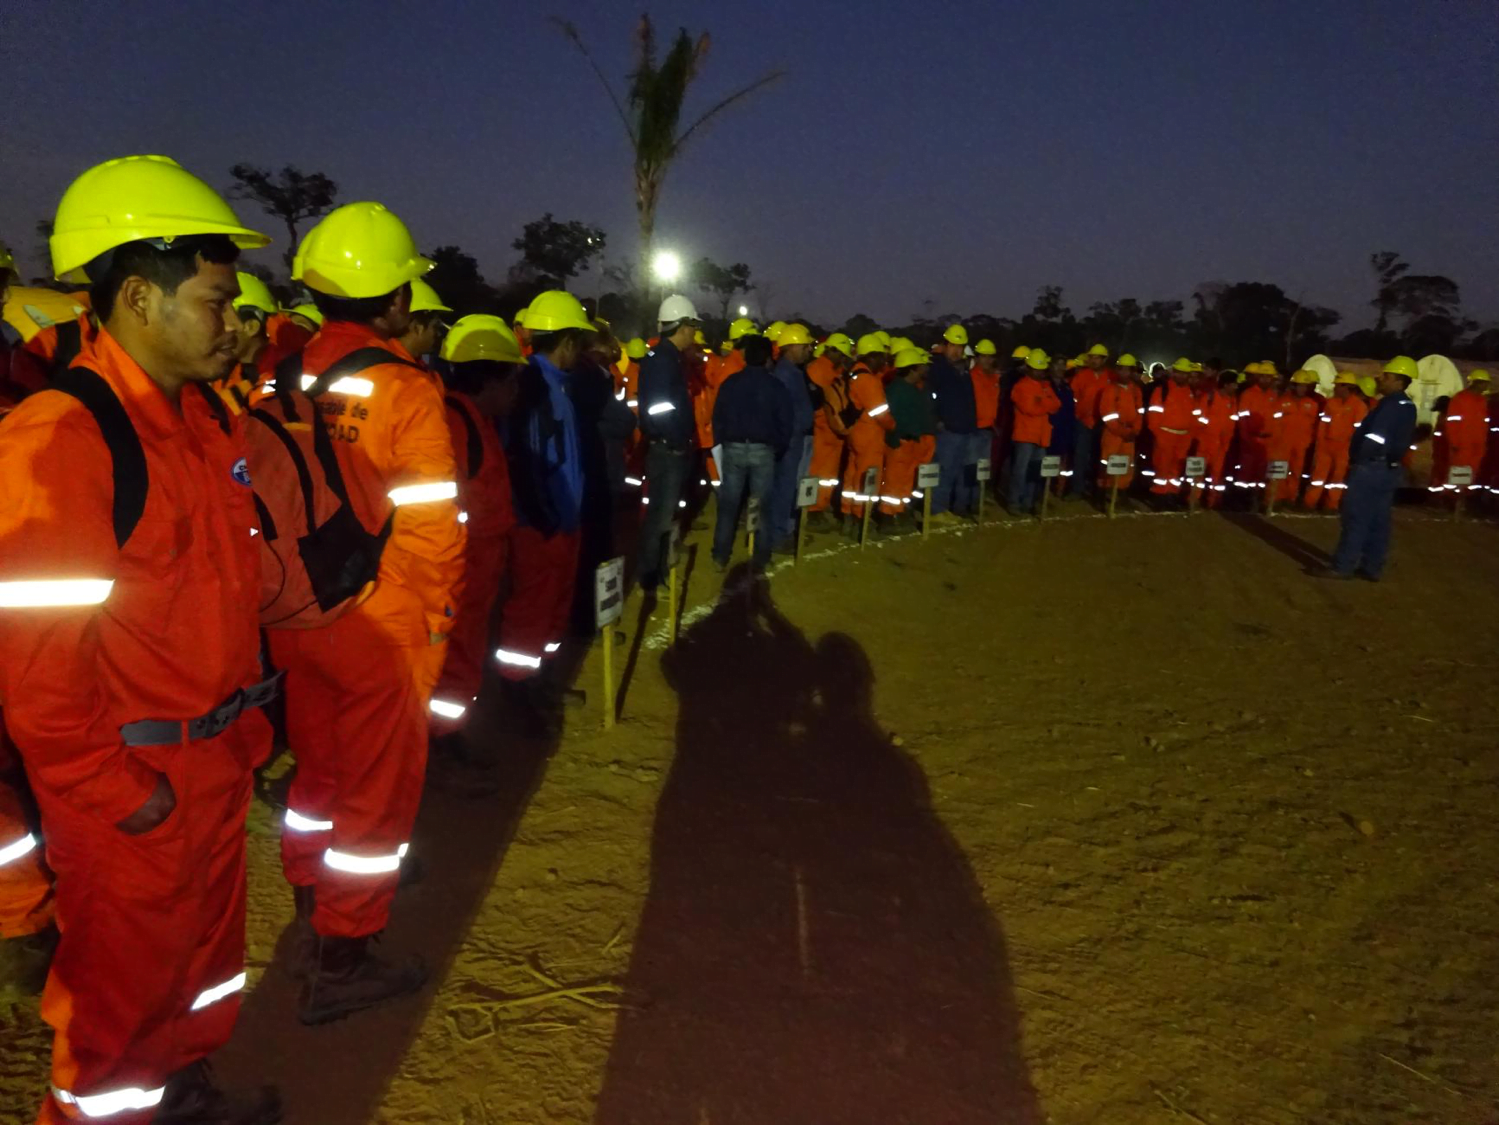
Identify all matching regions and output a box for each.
[1305,441,1350,510]
[0,766,52,938]
[1097,431,1137,489]
[272,608,441,938]
[33,713,266,1125]
[880,434,936,515]
[430,533,509,735]
[497,526,580,683]
[1270,441,1310,501]
[1237,433,1269,489]
[1190,437,1230,507]
[1150,430,1191,494]
[839,430,887,518]
[808,424,845,512]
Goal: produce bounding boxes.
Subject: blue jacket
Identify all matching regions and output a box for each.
[637,337,696,447]
[771,356,815,437]
[505,353,584,535]
[1351,390,1417,467]
[928,355,978,433]
[1047,378,1076,455]
[712,365,794,456]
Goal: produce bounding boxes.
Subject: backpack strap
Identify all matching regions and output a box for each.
[49,366,148,549]
[50,320,83,381]
[196,383,232,435]
[444,394,484,480]
[248,405,321,538]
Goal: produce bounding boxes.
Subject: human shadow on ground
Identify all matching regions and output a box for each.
[593,570,1041,1125]
[1222,511,1332,571]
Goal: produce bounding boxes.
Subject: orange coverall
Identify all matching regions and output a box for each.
[1304,393,1368,510]
[430,392,514,735]
[0,327,271,1124]
[272,321,464,940]
[805,355,848,511]
[1097,380,1144,488]
[839,364,896,517]
[1190,387,1236,505]
[0,724,52,938]
[1270,392,1320,501]
[1147,381,1196,494]
[1234,385,1277,494]
[256,313,314,378]
[1442,387,1490,492]
[880,434,937,515]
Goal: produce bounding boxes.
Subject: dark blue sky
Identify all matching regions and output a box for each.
[6,0,1497,330]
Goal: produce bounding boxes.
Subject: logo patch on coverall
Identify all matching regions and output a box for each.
[232,457,252,486]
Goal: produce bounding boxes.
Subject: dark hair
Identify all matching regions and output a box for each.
[1206,357,1224,371]
[1398,374,1413,389]
[90,235,239,321]
[529,327,587,357]
[741,334,772,367]
[311,282,409,326]
[441,358,522,396]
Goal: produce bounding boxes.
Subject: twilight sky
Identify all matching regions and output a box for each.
[4,0,1497,330]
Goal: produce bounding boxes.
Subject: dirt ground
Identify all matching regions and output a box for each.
[3,499,1498,1124]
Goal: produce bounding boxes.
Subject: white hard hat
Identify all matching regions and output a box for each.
[658,293,699,325]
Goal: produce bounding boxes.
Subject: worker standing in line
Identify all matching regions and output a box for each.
[709,333,791,572]
[1190,367,1237,506]
[635,294,701,595]
[879,348,940,523]
[1007,349,1061,516]
[1304,373,1368,510]
[806,330,854,515]
[394,278,452,367]
[839,334,896,527]
[1441,369,1491,498]
[226,272,277,379]
[1097,357,1145,491]
[766,323,817,550]
[1234,361,1279,501]
[273,201,464,1026]
[970,339,1002,502]
[1070,344,1111,498]
[0,155,283,1123]
[1319,358,1419,581]
[927,325,979,519]
[1481,376,1499,503]
[1045,352,1076,497]
[1271,370,1322,502]
[1147,358,1197,499]
[428,316,522,763]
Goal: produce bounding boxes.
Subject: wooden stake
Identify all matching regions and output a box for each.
[667,561,679,642]
[1108,477,1120,518]
[601,623,616,730]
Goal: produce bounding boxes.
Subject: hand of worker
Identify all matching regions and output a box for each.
[429,631,448,646]
[115,773,177,835]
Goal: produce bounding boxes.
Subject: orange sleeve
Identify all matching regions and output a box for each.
[0,401,160,822]
[853,374,895,431]
[379,372,467,638]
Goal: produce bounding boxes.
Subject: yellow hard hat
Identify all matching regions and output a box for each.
[1291,369,1319,385]
[693,328,708,346]
[287,302,323,327]
[856,333,889,356]
[872,330,892,349]
[886,336,915,356]
[1066,357,1082,369]
[823,331,854,356]
[1087,343,1109,357]
[1468,369,1491,383]
[1116,353,1140,368]
[50,155,270,281]
[765,320,787,342]
[409,277,452,315]
[728,316,757,341]
[231,271,276,316]
[893,347,930,369]
[777,322,814,347]
[523,289,596,333]
[1382,355,1419,379]
[293,201,433,299]
[1333,373,1359,386]
[1025,349,1051,371]
[622,337,645,360]
[974,339,997,356]
[1357,375,1378,397]
[1259,360,1280,375]
[1011,345,1030,359]
[943,324,969,345]
[440,314,524,365]
[1171,357,1196,373]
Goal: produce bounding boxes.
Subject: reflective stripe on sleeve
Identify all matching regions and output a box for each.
[867,403,890,417]
[53,1085,167,1118]
[496,648,542,669]
[429,698,467,720]
[1365,433,1387,445]
[1447,415,1463,422]
[646,402,675,415]
[189,971,247,1012]
[1101,412,1120,422]
[324,842,409,875]
[0,579,114,608]
[388,481,459,506]
[302,374,375,397]
[284,809,333,833]
[544,642,561,654]
[0,833,39,866]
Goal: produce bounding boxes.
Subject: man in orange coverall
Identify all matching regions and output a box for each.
[1440,369,1491,498]
[1271,370,1322,502]
[1097,358,1146,491]
[1069,344,1111,498]
[1007,349,1061,515]
[273,202,465,1026]
[1147,358,1198,498]
[1190,368,1237,506]
[805,330,854,513]
[0,155,282,1123]
[1304,373,1369,510]
[838,334,897,523]
[428,316,521,759]
[1234,361,1280,501]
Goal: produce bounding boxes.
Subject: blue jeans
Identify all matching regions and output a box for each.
[1332,462,1399,578]
[713,442,777,567]
[1008,442,1044,513]
[966,431,990,504]
[770,434,813,546]
[637,442,693,588]
[1071,424,1096,496]
[931,431,971,515]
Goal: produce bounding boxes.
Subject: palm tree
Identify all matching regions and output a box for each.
[554,15,782,298]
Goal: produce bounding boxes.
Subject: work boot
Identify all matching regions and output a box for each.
[156,1059,282,1125]
[0,924,58,997]
[299,934,428,1026]
[428,733,501,798]
[285,885,317,980]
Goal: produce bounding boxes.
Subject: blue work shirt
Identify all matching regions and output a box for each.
[506,352,584,535]
[1350,390,1417,467]
[712,364,794,456]
[771,356,816,437]
[928,355,978,433]
[637,337,696,447]
[1047,377,1076,455]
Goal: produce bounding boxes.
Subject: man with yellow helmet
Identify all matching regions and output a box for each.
[1304,373,1368,510]
[1234,361,1280,498]
[928,324,981,519]
[1442,369,1492,497]
[805,331,855,514]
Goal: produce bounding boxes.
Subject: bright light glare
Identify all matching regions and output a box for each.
[738,305,749,316]
[652,250,681,283]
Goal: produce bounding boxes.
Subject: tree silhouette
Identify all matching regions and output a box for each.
[1369,251,1410,333]
[228,165,339,274]
[512,213,607,287]
[690,257,753,321]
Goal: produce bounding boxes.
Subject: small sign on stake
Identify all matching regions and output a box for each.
[594,557,624,628]
[667,524,682,568]
[746,497,761,533]
[860,466,879,547]
[1106,454,1130,476]
[917,462,941,488]
[1039,455,1062,479]
[1448,466,1474,488]
[1185,456,1206,479]
[976,458,993,482]
[796,476,819,508]
[1269,460,1291,481]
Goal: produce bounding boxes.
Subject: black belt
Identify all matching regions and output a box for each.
[120,672,284,747]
